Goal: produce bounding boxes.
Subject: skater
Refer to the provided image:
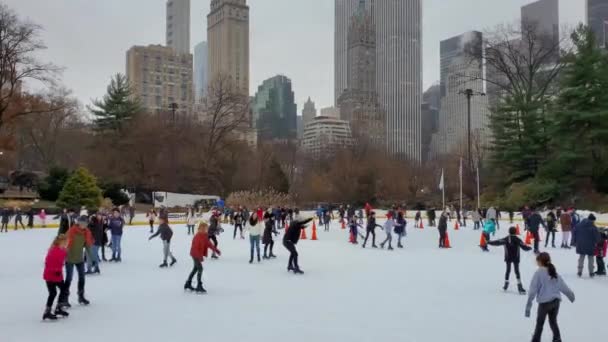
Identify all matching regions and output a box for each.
[525,252,575,342]
[283,218,313,274]
[487,227,532,294]
[427,208,436,227]
[573,214,600,278]
[544,210,557,248]
[186,208,196,235]
[380,216,395,250]
[348,217,360,244]
[362,211,379,248]
[508,209,515,224]
[323,209,331,231]
[262,208,277,259]
[570,209,581,246]
[39,209,47,228]
[481,218,497,252]
[248,212,262,263]
[128,205,135,225]
[27,208,34,228]
[42,234,70,320]
[438,212,448,248]
[56,209,71,235]
[233,209,244,239]
[414,210,421,228]
[149,216,177,268]
[100,212,109,262]
[14,207,25,230]
[208,211,222,259]
[146,209,157,233]
[559,209,572,249]
[594,228,607,276]
[526,208,546,254]
[85,213,104,274]
[394,211,406,248]
[108,208,124,262]
[1,207,11,232]
[58,216,93,309]
[185,222,221,293]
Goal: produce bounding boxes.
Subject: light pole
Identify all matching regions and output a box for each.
[169,102,179,123]
[458,88,485,170]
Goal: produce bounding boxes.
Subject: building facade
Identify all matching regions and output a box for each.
[126,45,194,116]
[521,0,559,53]
[588,0,608,48]
[301,116,354,158]
[166,0,191,55]
[302,97,317,126]
[194,41,208,102]
[252,75,298,143]
[207,0,250,95]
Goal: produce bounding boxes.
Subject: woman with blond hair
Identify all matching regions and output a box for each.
[185,222,221,293]
[42,234,70,320]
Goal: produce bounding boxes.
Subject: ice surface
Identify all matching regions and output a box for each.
[1,219,606,342]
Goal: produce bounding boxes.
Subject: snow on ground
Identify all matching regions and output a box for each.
[1,219,607,342]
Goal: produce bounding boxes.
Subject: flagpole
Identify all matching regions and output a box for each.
[442,169,445,210]
[459,158,463,217]
[476,166,481,209]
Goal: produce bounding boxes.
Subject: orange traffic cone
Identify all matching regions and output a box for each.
[480,233,487,247]
[311,221,318,241]
[515,224,521,235]
[444,232,452,248]
[454,221,459,230]
[525,231,532,245]
[349,231,355,243]
[420,221,424,229]
[300,227,307,240]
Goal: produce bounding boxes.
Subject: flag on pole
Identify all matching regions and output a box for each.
[439,169,444,191]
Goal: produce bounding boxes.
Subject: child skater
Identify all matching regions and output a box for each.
[594,228,607,276]
[283,218,313,274]
[525,252,575,342]
[480,218,497,251]
[487,227,532,294]
[348,216,360,244]
[42,234,70,320]
[438,212,448,248]
[394,211,407,248]
[148,216,177,268]
[262,208,277,259]
[185,222,221,293]
[414,210,421,228]
[186,208,196,235]
[362,211,379,248]
[323,209,331,231]
[380,216,395,250]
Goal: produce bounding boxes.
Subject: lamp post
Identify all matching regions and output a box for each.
[458,88,485,170]
[169,102,179,123]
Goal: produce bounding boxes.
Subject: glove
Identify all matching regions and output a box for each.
[525,309,531,318]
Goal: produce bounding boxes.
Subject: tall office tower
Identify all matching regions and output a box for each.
[521,0,559,52]
[194,41,208,102]
[338,0,385,149]
[302,97,317,126]
[435,31,490,157]
[588,0,608,48]
[126,45,194,117]
[375,0,422,159]
[207,0,250,95]
[252,75,298,143]
[166,0,191,55]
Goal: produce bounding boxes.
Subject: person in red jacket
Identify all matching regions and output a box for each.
[42,234,70,320]
[185,222,221,293]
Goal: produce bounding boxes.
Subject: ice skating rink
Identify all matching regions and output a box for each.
[1,219,606,342]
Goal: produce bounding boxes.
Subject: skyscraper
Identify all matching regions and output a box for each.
[166,0,191,55]
[194,41,208,102]
[302,97,317,126]
[207,0,250,95]
[252,75,298,143]
[375,0,422,159]
[588,0,608,48]
[521,0,559,47]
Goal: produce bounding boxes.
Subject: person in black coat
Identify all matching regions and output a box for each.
[27,208,35,228]
[283,218,313,274]
[525,209,546,254]
[262,209,277,259]
[362,211,379,248]
[86,214,104,274]
[1,208,12,232]
[574,214,600,278]
[545,211,557,248]
[427,209,436,227]
[208,212,221,259]
[438,213,448,248]
[56,209,74,235]
[487,227,532,294]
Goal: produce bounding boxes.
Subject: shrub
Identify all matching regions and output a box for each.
[56,167,103,211]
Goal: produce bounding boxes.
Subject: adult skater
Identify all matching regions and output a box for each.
[42,234,70,320]
[480,218,497,252]
[438,212,448,248]
[427,208,436,227]
[526,208,546,254]
[108,209,124,262]
[525,252,575,342]
[348,216,360,244]
[362,211,379,248]
[149,216,177,268]
[380,216,395,250]
[56,209,71,235]
[283,217,313,274]
[186,207,196,235]
[559,209,572,249]
[1,207,10,232]
[262,208,277,259]
[248,212,262,263]
[323,209,331,231]
[394,211,406,248]
[573,214,600,278]
[85,213,104,274]
[27,208,34,228]
[414,210,421,228]
[147,209,157,233]
[487,206,498,230]
[14,207,25,230]
[487,227,532,294]
[544,210,557,248]
[208,211,222,259]
[233,209,244,239]
[185,222,221,293]
[58,216,93,308]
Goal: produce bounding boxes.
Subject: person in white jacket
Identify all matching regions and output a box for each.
[186,208,196,235]
[380,217,395,250]
[248,213,263,263]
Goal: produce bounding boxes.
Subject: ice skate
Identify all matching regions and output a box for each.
[78,293,90,305]
[502,281,509,291]
[58,301,71,310]
[292,268,304,274]
[184,282,194,291]
[372,244,378,248]
[195,283,207,294]
[54,307,69,317]
[269,253,277,259]
[42,307,57,321]
[211,254,219,260]
[159,262,168,268]
[517,283,526,295]
[170,257,177,267]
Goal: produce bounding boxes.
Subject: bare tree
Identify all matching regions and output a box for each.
[0,4,61,132]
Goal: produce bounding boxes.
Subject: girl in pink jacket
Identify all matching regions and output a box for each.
[42,234,69,320]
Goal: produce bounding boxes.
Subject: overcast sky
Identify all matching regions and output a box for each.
[5,0,584,112]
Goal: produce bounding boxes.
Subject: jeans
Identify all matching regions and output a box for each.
[163,240,175,263]
[61,262,85,303]
[531,299,561,342]
[249,235,261,261]
[474,221,480,230]
[234,224,243,239]
[111,234,122,260]
[87,245,100,272]
[363,229,376,246]
[545,230,556,247]
[578,254,594,276]
[283,240,299,270]
[187,225,195,235]
[186,257,203,285]
[381,231,393,248]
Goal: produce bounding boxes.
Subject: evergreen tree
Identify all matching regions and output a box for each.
[56,167,103,210]
[89,74,141,132]
[544,25,608,193]
[267,159,289,193]
[38,167,70,201]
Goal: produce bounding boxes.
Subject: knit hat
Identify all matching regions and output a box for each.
[588,214,596,221]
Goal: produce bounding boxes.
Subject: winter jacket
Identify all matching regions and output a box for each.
[595,234,607,258]
[366,217,377,232]
[43,246,67,283]
[186,212,196,225]
[347,207,355,219]
[364,203,372,216]
[487,235,531,263]
[209,214,221,236]
[483,220,496,234]
[66,225,93,264]
[546,212,557,231]
[526,213,545,233]
[394,216,406,235]
[249,220,263,236]
[262,212,275,244]
[486,207,497,221]
[574,219,600,256]
[190,232,219,262]
[233,212,244,225]
[383,219,395,234]
[438,216,448,232]
[472,211,481,222]
[415,211,421,220]
[150,223,173,242]
[108,217,125,236]
[427,210,436,221]
[526,268,575,314]
[57,213,70,234]
[559,213,572,232]
[283,218,313,245]
[88,217,105,247]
